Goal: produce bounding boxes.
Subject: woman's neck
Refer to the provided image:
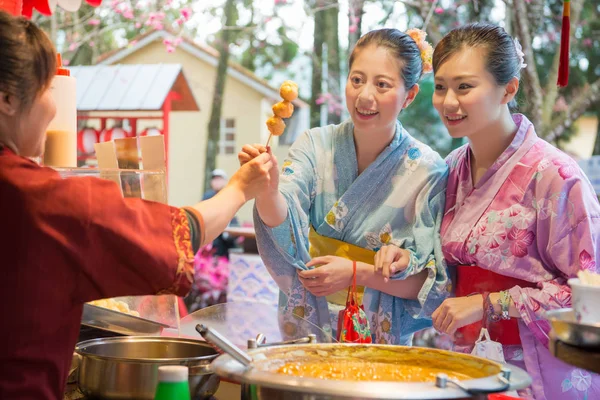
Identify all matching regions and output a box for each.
[0,118,20,155]
[354,123,396,174]
[468,110,517,184]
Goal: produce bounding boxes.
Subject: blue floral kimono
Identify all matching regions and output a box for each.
[254,120,451,345]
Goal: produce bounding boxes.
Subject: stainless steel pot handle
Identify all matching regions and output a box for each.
[196,324,253,367]
[248,333,317,349]
[435,368,511,396]
[67,353,81,384]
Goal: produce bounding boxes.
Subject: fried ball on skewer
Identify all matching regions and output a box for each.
[266,116,286,136]
[272,100,294,119]
[280,80,299,102]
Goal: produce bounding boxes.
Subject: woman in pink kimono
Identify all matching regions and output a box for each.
[375,23,600,399]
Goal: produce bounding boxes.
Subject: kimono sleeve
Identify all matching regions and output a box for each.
[254,130,317,274]
[391,161,451,318]
[30,174,195,303]
[509,169,600,347]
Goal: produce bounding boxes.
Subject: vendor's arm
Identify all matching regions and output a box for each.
[188,153,273,245]
[23,153,274,303]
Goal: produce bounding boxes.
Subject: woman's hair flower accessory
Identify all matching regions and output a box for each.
[406,28,434,74]
[514,38,527,69]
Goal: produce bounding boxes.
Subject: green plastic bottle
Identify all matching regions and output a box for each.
[154,365,191,400]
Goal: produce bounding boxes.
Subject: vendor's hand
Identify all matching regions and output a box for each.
[374,245,410,281]
[229,152,273,201]
[238,144,279,196]
[297,256,354,297]
[238,144,268,166]
[431,295,484,336]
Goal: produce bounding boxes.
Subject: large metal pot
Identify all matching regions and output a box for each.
[211,343,532,400]
[75,336,219,400]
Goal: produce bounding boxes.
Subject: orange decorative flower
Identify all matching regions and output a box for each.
[406,28,427,45]
[406,28,434,75]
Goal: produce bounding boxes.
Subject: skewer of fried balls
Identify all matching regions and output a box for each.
[266,80,299,148]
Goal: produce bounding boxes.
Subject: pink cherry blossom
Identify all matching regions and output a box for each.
[88,19,101,26]
[349,24,358,33]
[434,7,444,14]
[180,7,192,21]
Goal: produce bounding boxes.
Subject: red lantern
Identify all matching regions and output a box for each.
[0,0,23,16]
[1,0,101,18]
[99,127,131,142]
[77,127,99,155]
[140,127,163,137]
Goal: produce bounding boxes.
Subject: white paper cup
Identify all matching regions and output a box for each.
[568,278,600,324]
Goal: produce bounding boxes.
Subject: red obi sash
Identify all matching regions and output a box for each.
[455,265,536,346]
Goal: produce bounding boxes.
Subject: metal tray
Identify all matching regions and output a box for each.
[546,308,600,348]
[81,303,170,336]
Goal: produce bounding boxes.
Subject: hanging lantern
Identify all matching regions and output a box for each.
[2,0,100,18]
[99,127,130,142]
[77,127,99,155]
[0,0,23,16]
[140,127,163,137]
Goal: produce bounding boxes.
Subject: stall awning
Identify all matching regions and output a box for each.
[69,64,199,112]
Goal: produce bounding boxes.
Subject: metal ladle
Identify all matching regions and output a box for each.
[195,324,253,367]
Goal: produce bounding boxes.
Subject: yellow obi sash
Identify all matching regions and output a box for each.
[308,227,376,306]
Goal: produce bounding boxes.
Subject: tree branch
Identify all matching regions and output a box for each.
[422,0,439,32]
[513,0,543,128]
[544,80,600,142]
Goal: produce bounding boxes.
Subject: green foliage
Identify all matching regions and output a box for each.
[400,76,452,157]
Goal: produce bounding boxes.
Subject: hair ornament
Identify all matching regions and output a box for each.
[513,38,527,69]
[406,28,434,74]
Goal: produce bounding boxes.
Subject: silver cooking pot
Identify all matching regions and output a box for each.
[75,336,219,400]
[208,338,532,400]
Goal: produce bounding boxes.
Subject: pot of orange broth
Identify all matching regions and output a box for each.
[210,343,531,399]
[183,302,530,399]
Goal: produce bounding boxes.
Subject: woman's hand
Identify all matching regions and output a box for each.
[297,256,354,297]
[431,295,484,336]
[374,245,411,280]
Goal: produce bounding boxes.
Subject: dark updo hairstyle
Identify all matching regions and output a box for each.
[349,28,423,91]
[0,11,56,113]
[432,23,521,107]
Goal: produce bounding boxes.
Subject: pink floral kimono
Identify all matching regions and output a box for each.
[441,114,600,400]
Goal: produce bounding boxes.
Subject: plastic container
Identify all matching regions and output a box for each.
[44,54,77,167]
[568,277,600,324]
[154,365,191,400]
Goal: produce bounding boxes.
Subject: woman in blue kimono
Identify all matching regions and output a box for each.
[239,28,451,344]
